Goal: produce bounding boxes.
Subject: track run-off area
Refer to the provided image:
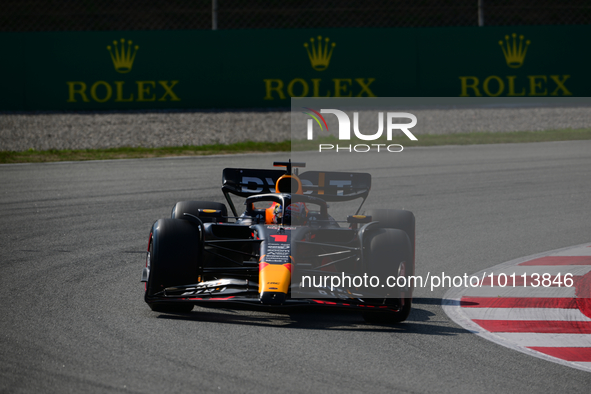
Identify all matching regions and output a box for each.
[1,140,590,393]
[444,242,591,372]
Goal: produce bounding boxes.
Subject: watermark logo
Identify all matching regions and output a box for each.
[301,107,329,139]
[107,38,139,73]
[499,33,530,68]
[303,108,418,153]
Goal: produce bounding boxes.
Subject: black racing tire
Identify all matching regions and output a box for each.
[364,209,415,263]
[362,228,413,324]
[171,201,228,223]
[145,218,201,313]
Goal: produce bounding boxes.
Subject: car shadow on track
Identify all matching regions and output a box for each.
[154,297,468,335]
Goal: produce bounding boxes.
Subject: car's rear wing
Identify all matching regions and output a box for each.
[222,168,371,216]
[298,171,371,202]
[223,168,285,197]
[222,168,285,216]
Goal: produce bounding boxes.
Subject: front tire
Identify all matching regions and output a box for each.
[364,209,415,261]
[145,218,201,313]
[365,208,416,295]
[362,228,413,324]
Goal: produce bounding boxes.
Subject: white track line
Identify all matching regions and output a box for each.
[481,266,591,276]
[493,333,591,347]
[461,308,591,322]
[551,246,591,256]
[462,286,576,298]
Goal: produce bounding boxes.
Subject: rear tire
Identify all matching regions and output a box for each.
[171,201,228,223]
[145,218,201,313]
[362,228,413,324]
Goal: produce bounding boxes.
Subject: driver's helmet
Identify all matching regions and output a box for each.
[272,203,283,224]
[270,175,308,225]
[272,202,307,225]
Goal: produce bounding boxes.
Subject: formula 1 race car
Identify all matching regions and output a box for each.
[142,161,415,323]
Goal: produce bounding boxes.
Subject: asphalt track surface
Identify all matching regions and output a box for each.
[1,141,590,393]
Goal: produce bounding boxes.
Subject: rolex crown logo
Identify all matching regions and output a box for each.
[499,33,530,68]
[107,38,139,73]
[304,36,336,71]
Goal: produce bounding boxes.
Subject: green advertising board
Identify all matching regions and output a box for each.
[0,25,587,111]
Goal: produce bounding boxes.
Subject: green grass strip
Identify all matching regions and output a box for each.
[1,128,590,164]
[0,140,291,164]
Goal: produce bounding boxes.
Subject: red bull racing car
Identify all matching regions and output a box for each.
[142,161,415,323]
